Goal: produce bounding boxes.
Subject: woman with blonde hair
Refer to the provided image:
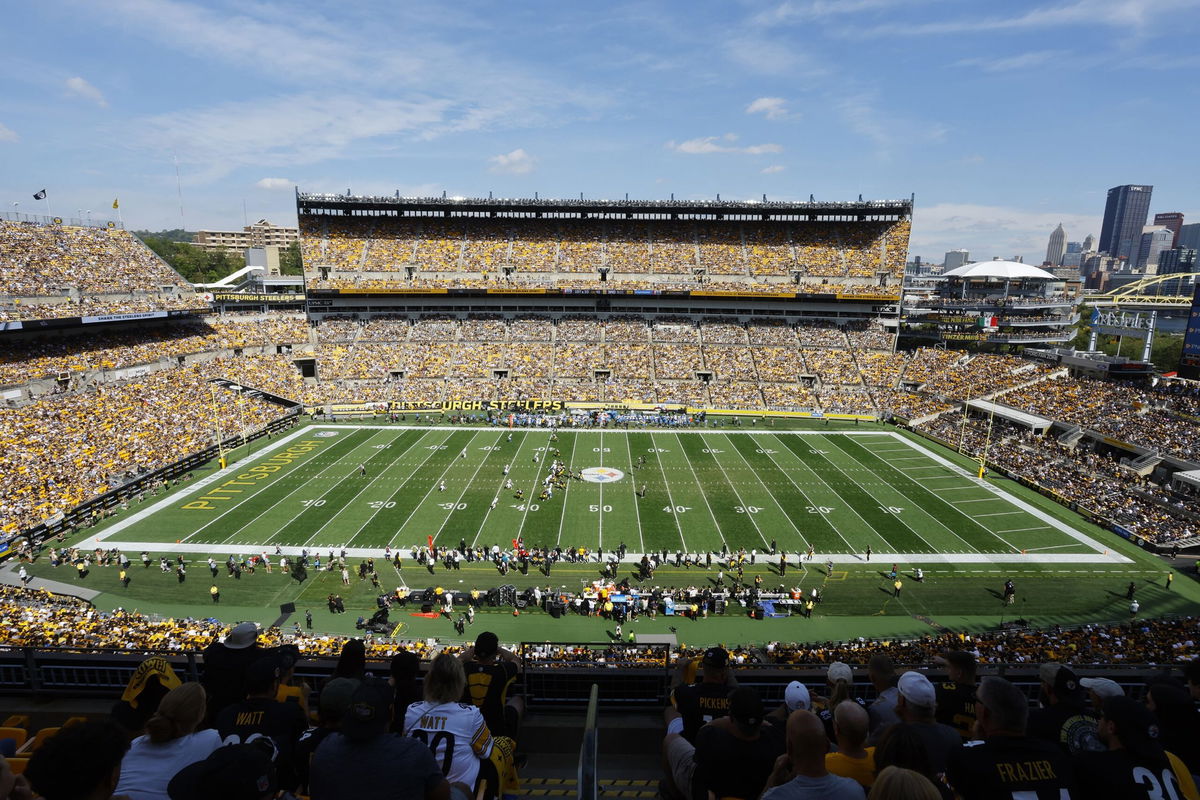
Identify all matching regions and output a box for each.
[404,653,495,790]
[869,766,942,800]
[115,682,222,800]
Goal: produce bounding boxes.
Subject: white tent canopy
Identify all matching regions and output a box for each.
[942,261,1058,281]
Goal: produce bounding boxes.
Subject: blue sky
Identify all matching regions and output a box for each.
[2,0,1199,263]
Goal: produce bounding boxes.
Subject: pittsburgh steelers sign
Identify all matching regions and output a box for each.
[581,467,625,484]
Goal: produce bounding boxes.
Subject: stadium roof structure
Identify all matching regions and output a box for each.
[296,191,912,222]
[964,399,1053,433]
[942,261,1058,281]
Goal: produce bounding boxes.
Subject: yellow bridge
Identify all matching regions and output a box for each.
[1084,272,1199,308]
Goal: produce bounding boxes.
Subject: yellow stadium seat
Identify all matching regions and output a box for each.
[17,726,59,754]
[0,727,27,748]
[6,757,28,775]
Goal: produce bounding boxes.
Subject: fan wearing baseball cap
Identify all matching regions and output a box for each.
[1028,663,1103,755]
[893,671,961,777]
[945,677,1077,800]
[693,688,786,800]
[1072,695,1200,800]
[214,655,308,793]
[662,647,736,800]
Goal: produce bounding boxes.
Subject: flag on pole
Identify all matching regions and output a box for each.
[32,190,47,200]
[112,198,119,209]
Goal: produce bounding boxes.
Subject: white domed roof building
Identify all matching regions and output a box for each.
[902,258,1079,349]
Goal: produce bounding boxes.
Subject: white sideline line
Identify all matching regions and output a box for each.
[997,526,1054,534]
[975,511,1024,518]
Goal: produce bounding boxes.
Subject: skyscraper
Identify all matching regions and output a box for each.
[1045,223,1066,266]
[1082,233,1097,253]
[1098,184,1153,261]
[1153,212,1184,247]
[1135,226,1174,269]
[943,249,970,271]
[1179,223,1200,253]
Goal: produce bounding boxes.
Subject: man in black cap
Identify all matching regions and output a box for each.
[934,650,978,740]
[668,647,736,742]
[946,677,1077,800]
[167,742,278,800]
[25,719,129,800]
[1073,695,1200,799]
[458,630,523,741]
[214,655,308,793]
[694,687,784,800]
[310,677,450,800]
[1028,663,1103,755]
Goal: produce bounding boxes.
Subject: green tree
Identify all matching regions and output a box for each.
[279,241,303,275]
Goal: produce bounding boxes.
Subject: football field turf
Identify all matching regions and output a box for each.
[95,423,1122,564]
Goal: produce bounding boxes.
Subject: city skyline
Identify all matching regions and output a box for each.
[2,0,1199,265]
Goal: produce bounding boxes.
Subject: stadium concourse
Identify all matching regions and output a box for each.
[0,198,1199,797]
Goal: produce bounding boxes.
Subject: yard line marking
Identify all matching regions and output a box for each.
[622,431,646,554]
[552,432,581,549]
[668,432,733,551]
[430,431,507,545]
[649,432,688,551]
[710,432,796,548]
[300,429,439,550]
[473,429,534,540]
[389,429,489,538]
[216,428,395,546]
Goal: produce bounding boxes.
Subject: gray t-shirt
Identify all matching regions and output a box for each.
[762,772,866,800]
[310,732,444,800]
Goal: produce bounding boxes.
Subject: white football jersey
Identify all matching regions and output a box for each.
[404,700,494,788]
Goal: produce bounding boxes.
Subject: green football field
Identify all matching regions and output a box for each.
[94,423,1116,564]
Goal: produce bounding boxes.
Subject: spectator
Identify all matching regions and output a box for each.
[1184,658,1200,703]
[332,638,368,681]
[405,653,494,790]
[694,687,784,800]
[867,766,942,800]
[1144,682,1200,777]
[1073,695,1200,799]
[200,621,263,723]
[273,645,309,718]
[815,661,866,742]
[165,742,278,800]
[1027,663,1102,754]
[296,678,359,797]
[115,682,222,800]
[1079,677,1124,714]
[933,651,977,740]
[873,724,953,800]
[760,709,864,799]
[25,719,130,800]
[310,677,450,800]
[111,655,183,736]
[459,631,523,742]
[892,671,961,778]
[767,680,811,727]
[825,702,875,790]
[214,656,307,793]
[667,647,734,742]
[390,650,423,731]
[866,654,899,744]
[945,677,1077,799]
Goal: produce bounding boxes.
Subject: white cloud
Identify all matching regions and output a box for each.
[851,0,1200,38]
[957,50,1067,73]
[488,148,536,175]
[911,203,1101,264]
[666,134,783,155]
[761,165,786,174]
[65,76,107,107]
[133,94,454,180]
[746,97,789,120]
[0,123,17,142]
[256,178,294,191]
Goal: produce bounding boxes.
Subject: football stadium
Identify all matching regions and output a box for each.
[2,191,1199,797]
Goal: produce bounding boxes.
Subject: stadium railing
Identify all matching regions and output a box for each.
[578,684,599,800]
[0,211,123,229]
